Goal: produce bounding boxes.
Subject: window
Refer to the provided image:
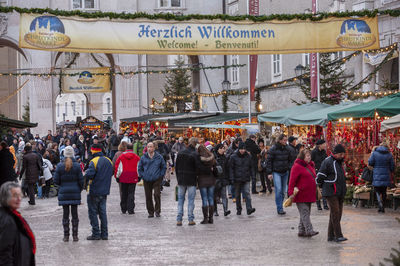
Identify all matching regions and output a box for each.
[57,103,60,117]
[72,0,96,9]
[71,101,76,116]
[271,54,282,81]
[64,102,68,116]
[81,100,85,116]
[303,53,310,68]
[159,0,182,8]
[0,0,8,7]
[231,55,239,84]
[106,98,111,114]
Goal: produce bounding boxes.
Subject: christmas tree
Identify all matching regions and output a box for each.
[294,53,353,105]
[162,58,192,113]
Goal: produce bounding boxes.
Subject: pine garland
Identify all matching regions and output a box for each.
[1,6,399,21]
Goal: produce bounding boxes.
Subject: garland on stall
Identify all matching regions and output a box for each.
[0,64,245,77]
[1,6,399,21]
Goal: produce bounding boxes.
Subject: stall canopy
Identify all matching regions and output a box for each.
[380,114,400,132]
[0,116,37,129]
[257,102,329,125]
[287,102,359,126]
[174,113,255,127]
[193,124,250,129]
[327,93,400,120]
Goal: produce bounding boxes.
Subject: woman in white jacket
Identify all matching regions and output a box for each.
[42,151,54,198]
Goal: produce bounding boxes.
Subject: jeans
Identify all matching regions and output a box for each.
[87,195,108,238]
[199,186,215,207]
[177,185,196,222]
[273,171,289,212]
[36,182,42,199]
[234,182,252,212]
[220,185,229,212]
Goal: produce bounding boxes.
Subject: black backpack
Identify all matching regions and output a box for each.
[361,167,373,182]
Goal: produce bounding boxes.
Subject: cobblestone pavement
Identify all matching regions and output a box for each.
[20,174,400,266]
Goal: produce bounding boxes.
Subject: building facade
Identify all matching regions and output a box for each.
[0,0,398,135]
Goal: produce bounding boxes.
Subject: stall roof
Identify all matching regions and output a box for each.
[258,102,329,125]
[175,112,255,126]
[287,102,360,126]
[0,116,38,129]
[192,124,251,129]
[328,93,400,120]
[148,112,215,122]
[120,114,179,123]
[380,114,400,132]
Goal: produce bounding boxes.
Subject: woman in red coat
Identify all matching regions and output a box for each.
[288,149,318,237]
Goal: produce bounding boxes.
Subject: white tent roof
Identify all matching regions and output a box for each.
[380,114,400,132]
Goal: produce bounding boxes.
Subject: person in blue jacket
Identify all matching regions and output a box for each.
[368,141,395,213]
[138,142,166,218]
[54,146,84,242]
[84,144,114,240]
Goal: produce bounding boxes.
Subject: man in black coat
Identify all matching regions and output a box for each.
[245,135,261,194]
[316,144,347,243]
[175,137,206,226]
[287,136,299,170]
[312,139,329,210]
[266,134,291,215]
[229,142,256,216]
[0,141,16,188]
[19,145,43,205]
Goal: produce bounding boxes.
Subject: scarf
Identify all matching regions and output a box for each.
[11,209,36,255]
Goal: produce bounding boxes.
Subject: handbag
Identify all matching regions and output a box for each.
[303,166,322,200]
[361,167,373,182]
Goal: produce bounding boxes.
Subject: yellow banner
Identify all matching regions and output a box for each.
[62,67,110,93]
[19,14,379,55]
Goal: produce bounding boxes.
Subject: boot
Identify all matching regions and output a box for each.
[214,206,219,216]
[200,207,208,224]
[316,200,322,211]
[208,206,214,224]
[71,219,79,242]
[62,219,69,242]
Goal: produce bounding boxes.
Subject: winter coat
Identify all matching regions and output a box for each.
[0,207,35,266]
[311,147,327,172]
[229,150,252,183]
[20,151,42,184]
[316,156,347,198]
[287,144,299,169]
[138,152,167,182]
[288,159,317,203]
[171,142,186,154]
[41,159,53,181]
[0,149,16,187]
[265,143,291,174]
[133,141,144,157]
[115,151,140,184]
[85,152,114,196]
[112,151,124,165]
[109,134,120,151]
[214,151,230,187]
[54,159,84,205]
[368,146,395,187]
[154,140,170,162]
[175,146,203,187]
[245,138,261,163]
[197,153,216,188]
[77,141,85,158]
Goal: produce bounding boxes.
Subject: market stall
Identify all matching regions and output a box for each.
[77,116,108,131]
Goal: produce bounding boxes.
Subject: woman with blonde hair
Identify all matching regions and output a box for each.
[54,146,84,242]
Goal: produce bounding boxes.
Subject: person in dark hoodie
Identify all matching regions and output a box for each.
[245,135,261,194]
[229,142,256,216]
[311,139,329,211]
[316,144,347,243]
[197,144,217,224]
[213,143,231,217]
[368,141,395,213]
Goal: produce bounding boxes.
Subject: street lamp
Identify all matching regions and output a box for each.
[222,80,231,92]
[294,64,305,78]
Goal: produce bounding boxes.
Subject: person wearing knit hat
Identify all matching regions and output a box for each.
[54,145,84,242]
[316,143,347,243]
[311,139,328,211]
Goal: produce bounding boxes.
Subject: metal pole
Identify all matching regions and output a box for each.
[247,0,251,123]
[315,0,321,103]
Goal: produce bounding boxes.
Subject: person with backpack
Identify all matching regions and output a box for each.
[54,146,84,242]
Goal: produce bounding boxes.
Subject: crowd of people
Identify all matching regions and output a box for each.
[0,127,396,264]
